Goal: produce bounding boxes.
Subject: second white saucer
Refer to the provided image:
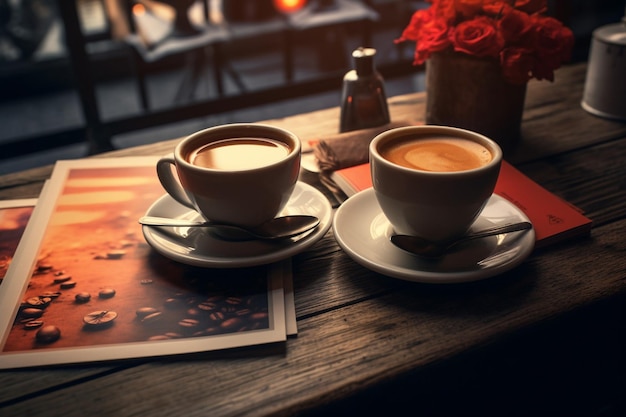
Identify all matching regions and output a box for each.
[333,189,535,284]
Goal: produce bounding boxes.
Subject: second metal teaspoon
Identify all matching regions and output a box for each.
[390,221,533,258]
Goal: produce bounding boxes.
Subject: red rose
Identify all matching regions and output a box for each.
[455,0,483,19]
[414,17,451,65]
[498,8,533,43]
[530,15,574,63]
[501,47,536,84]
[396,0,573,83]
[480,1,547,20]
[433,0,457,23]
[481,0,510,16]
[514,0,547,15]
[395,9,433,43]
[449,16,504,58]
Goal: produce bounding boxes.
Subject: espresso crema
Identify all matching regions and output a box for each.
[380,136,492,172]
[189,137,291,170]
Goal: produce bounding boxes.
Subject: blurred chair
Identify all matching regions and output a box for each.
[286,0,379,74]
[120,0,234,110]
[56,0,113,153]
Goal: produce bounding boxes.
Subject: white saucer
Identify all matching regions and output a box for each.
[142,182,332,268]
[333,189,535,284]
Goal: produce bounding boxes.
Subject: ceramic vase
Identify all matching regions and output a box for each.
[425,51,527,155]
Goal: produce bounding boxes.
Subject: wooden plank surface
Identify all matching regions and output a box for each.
[0,62,625,417]
[1,220,623,417]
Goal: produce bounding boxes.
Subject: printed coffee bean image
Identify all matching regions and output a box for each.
[192,327,221,337]
[226,297,242,305]
[5,247,274,351]
[209,311,225,321]
[106,250,126,259]
[25,297,51,308]
[197,301,217,311]
[35,264,53,274]
[20,308,44,319]
[147,335,170,341]
[186,308,202,317]
[221,305,237,314]
[40,291,61,299]
[128,285,272,340]
[235,308,252,316]
[250,312,269,321]
[83,311,118,328]
[140,311,163,325]
[178,318,200,330]
[23,320,44,330]
[164,298,184,309]
[75,292,91,303]
[53,275,72,284]
[36,325,61,344]
[136,307,159,318]
[98,288,116,299]
[220,317,244,331]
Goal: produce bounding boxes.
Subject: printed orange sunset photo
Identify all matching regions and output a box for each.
[2,165,271,353]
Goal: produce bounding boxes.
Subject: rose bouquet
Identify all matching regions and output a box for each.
[395,0,575,84]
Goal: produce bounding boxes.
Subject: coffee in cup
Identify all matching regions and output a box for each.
[188,137,291,170]
[379,136,492,172]
[157,123,301,228]
[370,125,502,242]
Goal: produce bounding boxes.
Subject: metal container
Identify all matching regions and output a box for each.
[581,20,626,121]
[340,47,390,133]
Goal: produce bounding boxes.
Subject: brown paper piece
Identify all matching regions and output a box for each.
[311,121,412,196]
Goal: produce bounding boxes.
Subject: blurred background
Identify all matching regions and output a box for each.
[1,0,624,174]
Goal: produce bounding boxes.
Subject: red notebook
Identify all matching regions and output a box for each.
[331,161,592,248]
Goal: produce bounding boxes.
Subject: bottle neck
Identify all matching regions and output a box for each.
[355,56,374,77]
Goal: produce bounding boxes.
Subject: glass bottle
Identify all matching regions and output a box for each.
[340,47,390,132]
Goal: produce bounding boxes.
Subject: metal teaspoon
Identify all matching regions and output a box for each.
[390,221,533,258]
[139,215,320,240]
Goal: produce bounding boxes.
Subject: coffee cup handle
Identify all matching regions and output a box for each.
[156,154,195,210]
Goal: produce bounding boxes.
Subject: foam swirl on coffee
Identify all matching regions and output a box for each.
[381,137,492,172]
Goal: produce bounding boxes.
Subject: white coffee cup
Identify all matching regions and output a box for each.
[157,123,301,228]
[370,125,502,242]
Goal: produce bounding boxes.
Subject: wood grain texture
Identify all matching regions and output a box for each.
[1,221,623,416]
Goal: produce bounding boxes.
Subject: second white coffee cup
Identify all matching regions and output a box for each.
[370,125,502,242]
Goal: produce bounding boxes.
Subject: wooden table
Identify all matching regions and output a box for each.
[1,62,625,416]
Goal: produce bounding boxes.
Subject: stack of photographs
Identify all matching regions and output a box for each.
[0,157,296,369]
